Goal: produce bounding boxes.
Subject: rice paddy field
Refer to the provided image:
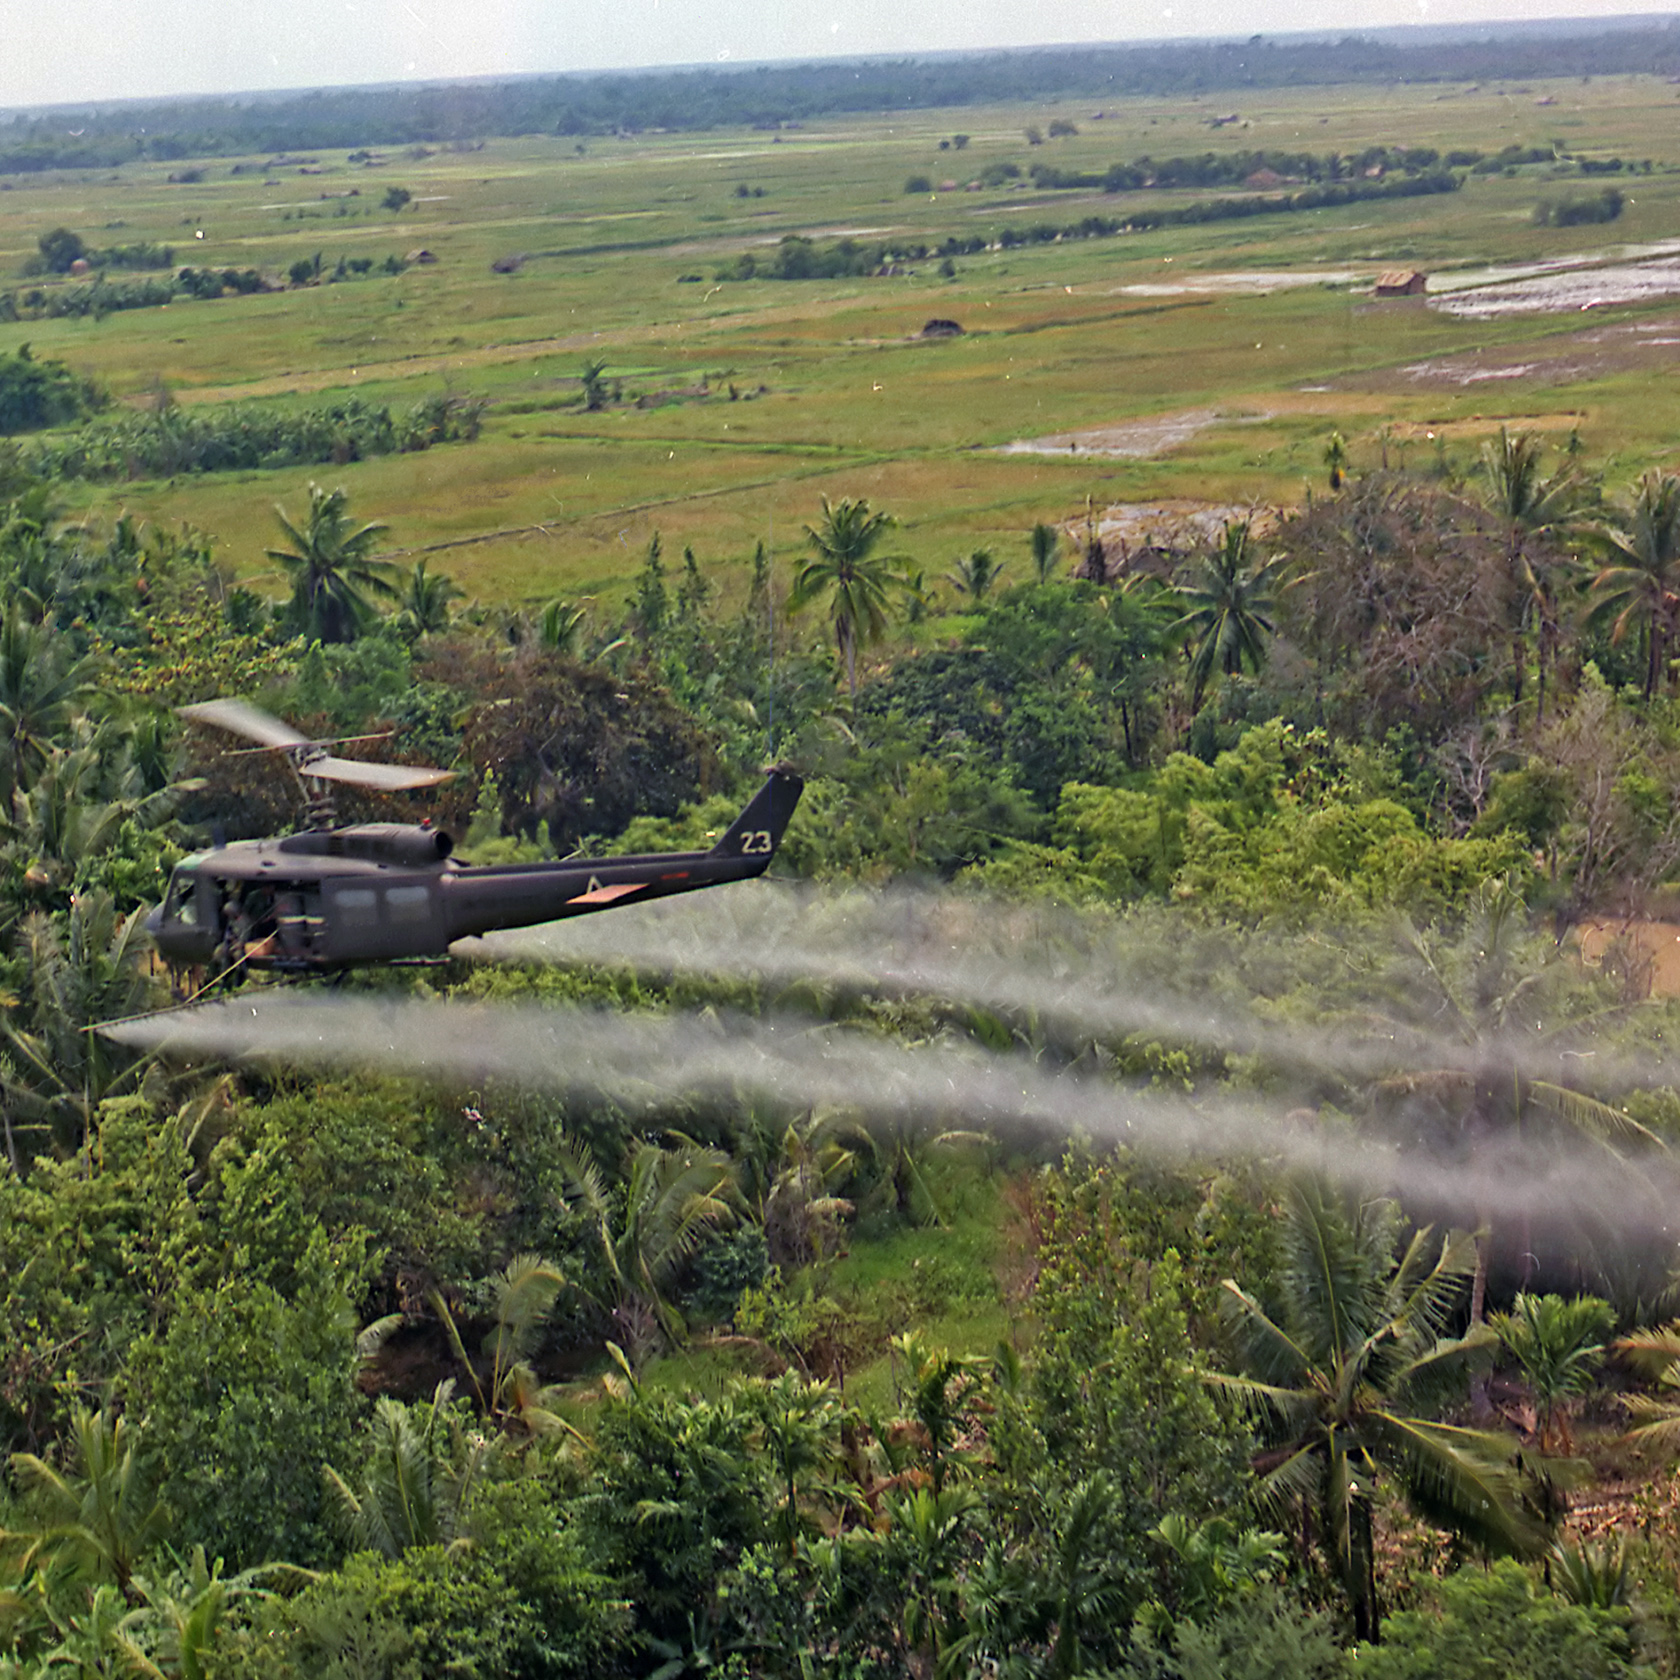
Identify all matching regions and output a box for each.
[6,72,1680,607]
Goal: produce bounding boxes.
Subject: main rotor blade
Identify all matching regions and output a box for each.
[304,756,455,791]
[178,698,307,750]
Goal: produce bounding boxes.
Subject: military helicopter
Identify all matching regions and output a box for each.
[146,699,803,980]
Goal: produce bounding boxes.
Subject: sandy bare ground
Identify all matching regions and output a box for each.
[1000,406,1271,460]
[1068,499,1263,554]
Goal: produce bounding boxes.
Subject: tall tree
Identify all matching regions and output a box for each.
[790,496,905,697]
[1171,519,1283,714]
[1355,881,1667,1329]
[0,607,101,803]
[267,485,398,645]
[1210,1183,1545,1642]
[1478,428,1587,716]
[1588,471,1680,700]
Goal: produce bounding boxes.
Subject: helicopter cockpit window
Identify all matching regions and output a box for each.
[163,869,198,927]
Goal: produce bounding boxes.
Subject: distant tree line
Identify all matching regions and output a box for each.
[1027,142,1451,192]
[5,22,1680,163]
[717,170,1461,280]
[0,250,411,324]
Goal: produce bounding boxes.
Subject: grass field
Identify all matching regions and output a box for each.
[8,74,1680,608]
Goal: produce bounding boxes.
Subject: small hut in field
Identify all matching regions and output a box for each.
[1374,269,1428,297]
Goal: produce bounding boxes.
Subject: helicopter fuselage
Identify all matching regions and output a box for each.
[147,769,803,973]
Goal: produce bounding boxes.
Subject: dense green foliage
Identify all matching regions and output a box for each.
[0,347,105,436]
[7,409,1680,1675]
[13,392,483,483]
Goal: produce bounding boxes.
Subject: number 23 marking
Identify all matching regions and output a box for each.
[740,830,773,855]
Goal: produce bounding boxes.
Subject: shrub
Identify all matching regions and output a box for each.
[0,344,106,434]
[1535,187,1624,225]
[1353,1561,1642,1679]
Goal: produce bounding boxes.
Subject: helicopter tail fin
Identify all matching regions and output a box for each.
[711,767,804,863]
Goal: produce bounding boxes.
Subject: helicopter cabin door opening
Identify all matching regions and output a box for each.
[201,879,326,970]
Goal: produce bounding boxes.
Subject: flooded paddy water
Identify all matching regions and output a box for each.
[1431,255,1680,318]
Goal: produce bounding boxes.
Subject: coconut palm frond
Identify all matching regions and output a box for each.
[1251,1441,1323,1521]
[1613,1323,1680,1378]
[1201,1369,1319,1429]
[1528,1081,1668,1151]
[1620,1394,1680,1454]
[1366,1410,1546,1558]
[1218,1280,1314,1388]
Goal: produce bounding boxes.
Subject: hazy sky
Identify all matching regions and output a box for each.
[1,0,1674,111]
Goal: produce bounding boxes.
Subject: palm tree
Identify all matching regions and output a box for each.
[1030,522,1061,584]
[559,1133,742,1361]
[401,559,462,636]
[323,1381,497,1557]
[7,1406,170,1598]
[1171,519,1284,714]
[1355,881,1667,1332]
[1589,471,1680,699]
[1209,1183,1545,1642]
[539,598,590,654]
[762,1107,870,1267]
[430,1253,569,1433]
[946,548,1005,604]
[267,484,399,645]
[1478,428,1587,715]
[121,1545,276,1680]
[746,1370,844,1555]
[1079,494,1106,582]
[790,497,906,697]
[1488,1292,1614,1455]
[0,607,101,802]
[1323,432,1347,491]
[579,358,609,412]
[1610,1321,1680,1452]
[0,891,158,1164]
[7,739,189,896]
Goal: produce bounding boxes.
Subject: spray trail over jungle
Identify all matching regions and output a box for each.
[458,882,1680,1094]
[106,990,1680,1248]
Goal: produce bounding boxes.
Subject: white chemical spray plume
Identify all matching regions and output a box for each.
[104,992,1680,1244]
[457,883,1680,1095]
